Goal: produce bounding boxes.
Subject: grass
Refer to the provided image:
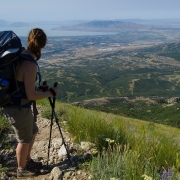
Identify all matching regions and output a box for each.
[0,110,10,146]
[1,99,180,179]
[38,99,180,179]
[86,99,180,128]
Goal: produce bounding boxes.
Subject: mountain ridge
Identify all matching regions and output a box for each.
[53,20,149,32]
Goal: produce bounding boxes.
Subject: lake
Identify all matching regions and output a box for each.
[0,25,117,37]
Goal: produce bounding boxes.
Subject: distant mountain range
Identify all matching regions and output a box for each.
[10,22,29,27]
[1,19,180,30]
[0,19,28,27]
[53,20,149,32]
[0,19,89,27]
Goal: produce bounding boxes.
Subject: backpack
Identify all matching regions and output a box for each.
[0,30,40,107]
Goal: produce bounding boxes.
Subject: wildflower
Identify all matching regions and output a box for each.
[161,170,167,180]
[167,168,172,178]
[104,138,115,143]
[142,174,153,180]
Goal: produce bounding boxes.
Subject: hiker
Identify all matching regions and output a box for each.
[2,28,58,178]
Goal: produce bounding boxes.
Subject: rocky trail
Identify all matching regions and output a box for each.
[0,111,94,180]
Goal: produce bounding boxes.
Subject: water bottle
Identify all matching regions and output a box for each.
[0,78,10,102]
[0,78,9,87]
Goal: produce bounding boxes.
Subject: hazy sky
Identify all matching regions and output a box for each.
[0,0,180,22]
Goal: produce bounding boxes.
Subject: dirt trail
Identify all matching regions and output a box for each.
[3,113,90,180]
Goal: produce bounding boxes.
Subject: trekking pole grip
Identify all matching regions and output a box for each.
[54,82,58,87]
[43,80,47,85]
[48,82,58,97]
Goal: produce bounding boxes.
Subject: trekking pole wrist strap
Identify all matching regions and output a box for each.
[49,88,56,96]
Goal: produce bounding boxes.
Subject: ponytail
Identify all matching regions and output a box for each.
[27,28,47,60]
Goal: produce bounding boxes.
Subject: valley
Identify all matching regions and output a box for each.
[19,24,180,127]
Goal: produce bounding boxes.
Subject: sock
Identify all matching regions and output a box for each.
[17,168,24,172]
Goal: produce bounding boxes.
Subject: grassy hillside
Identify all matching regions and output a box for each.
[1,100,180,178]
[40,100,180,179]
[137,41,180,61]
[74,97,180,128]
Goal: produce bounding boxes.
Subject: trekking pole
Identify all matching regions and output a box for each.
[51,82,72,166]
[45,80,54,169]
[45,81,72,169]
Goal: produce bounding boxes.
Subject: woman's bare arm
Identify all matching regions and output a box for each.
[22,61,58,100]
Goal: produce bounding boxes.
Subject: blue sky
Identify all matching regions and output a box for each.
[0,0,180,22]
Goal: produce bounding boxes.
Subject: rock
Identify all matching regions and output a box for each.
[72,177,78,180]
[88,175,93,179]
[50,167,62,180]
[81,141,94,150]
[52,138,62,149]
[77,170,82,175]
[48,174,53,180]
[0,172,8,180]
[63,171,72,178]
[33,141,47,152]
[58,144,67,157]
[7,134,16,143]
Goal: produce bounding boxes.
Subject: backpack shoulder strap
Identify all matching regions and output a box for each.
[20,54,38,65]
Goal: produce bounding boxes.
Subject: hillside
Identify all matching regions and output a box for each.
[138,41,180,61]
[10,22,29,27]
[53,20,149,32]
[1,101,180,179]
[140,41,180,51]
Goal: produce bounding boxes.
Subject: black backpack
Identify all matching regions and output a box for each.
[0,31,40,107]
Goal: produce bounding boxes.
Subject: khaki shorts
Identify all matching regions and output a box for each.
[3,107,38,144]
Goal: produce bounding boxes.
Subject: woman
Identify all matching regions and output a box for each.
[3,28,58,178]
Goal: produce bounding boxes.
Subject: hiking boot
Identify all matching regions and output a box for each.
[17,168,36,178]
[26,159,43,169]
